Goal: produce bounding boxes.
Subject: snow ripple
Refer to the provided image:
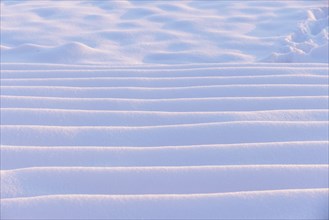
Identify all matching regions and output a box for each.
[0,63,328,219]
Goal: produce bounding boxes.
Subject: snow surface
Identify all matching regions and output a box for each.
[1,0,329,219]
[1,63,328,219]
[0,0,328,64]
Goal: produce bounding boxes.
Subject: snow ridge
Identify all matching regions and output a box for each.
[1,63,328,219]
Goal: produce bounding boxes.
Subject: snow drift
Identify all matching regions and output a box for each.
[1,0,328,219]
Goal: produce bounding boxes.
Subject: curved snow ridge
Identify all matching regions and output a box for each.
[2,109,328,126]
[1,189,328,219]
[2,75,328,87]
[2,189,328,219]
[2,66,328,79]
[1,62,328,70]
[1,165,328,199]
[264,7,328,63]
[1,122,328,146]
[2,84,328,99]
[2,141,328,169]
[2,95,328,111]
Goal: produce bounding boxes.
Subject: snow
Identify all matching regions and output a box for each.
[264,7,329,63]
[2,189,328,219]
[1,0,328,219]
[0,0,328,64]
[2,142,329,169]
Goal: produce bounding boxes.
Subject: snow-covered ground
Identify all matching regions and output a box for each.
[1,0,328,219]
[1,0,328,64]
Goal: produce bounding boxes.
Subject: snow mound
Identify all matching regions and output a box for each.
[264,7,329,63]
[1,42,118,64]
[1,1,327,64]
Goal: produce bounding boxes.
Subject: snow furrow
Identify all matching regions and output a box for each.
[2,108,327,126]
[1,189,328,219]
[2,63,328,70]
[2,141,328,169]
[2,75,328,87]
[2,95,328,111]
[1,84,328,98]
[1,66,328,79]
[1,165,328,199]
[1,122,328,146]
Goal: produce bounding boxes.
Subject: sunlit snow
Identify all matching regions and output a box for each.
[0,0,328,219]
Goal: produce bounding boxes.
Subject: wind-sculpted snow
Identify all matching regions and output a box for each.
[2,189,328,220]
[1,165,328,198]
[1,0,328,218]
[265,7,329,63]
[1,122,328,146]
[0,64,328,219]
[2,109,328,126]
[0,1,327,64]
[2,142,328,169]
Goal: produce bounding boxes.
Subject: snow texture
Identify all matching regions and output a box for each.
[1,63,328,219]
[0,0,328,219]
[0,0,328,64]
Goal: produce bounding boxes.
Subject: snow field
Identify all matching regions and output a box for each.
[1,63,328,219]
[1,0,328,218]
[1,1,328,64]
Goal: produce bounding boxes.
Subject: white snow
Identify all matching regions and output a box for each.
[1,0,328,219]
[2,189,328,219]
[0,0,328,64]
